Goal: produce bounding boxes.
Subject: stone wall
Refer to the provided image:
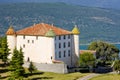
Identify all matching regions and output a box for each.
[23,62,68,73]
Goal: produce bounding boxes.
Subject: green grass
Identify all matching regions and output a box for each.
[0,60,89,80]
[25,72,88,80]
[89,74,120,80]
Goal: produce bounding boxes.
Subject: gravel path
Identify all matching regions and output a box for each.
[78,73,101,80]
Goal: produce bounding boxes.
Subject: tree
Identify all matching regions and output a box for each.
[88,41,119,62]
[0,37,10,65]
[28,61,36,73]
[79,52,95,72]
[113,60,120,74]
[10,47,25,78]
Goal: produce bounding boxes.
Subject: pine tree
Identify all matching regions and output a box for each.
[10,47,25,78]
[0,37,10,65]
[28,61,36,73]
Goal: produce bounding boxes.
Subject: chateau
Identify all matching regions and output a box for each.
[6,23,80,68]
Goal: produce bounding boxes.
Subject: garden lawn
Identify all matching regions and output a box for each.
[89,74,120,80]
[25,72,88,80]
[0,64,89,80]
[0,59,89,80]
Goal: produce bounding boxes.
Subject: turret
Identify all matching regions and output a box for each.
[45,29,56,63]
[72,25,80,66]
[6,26,16,54]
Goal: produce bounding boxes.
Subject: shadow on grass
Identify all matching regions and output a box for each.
[0,68,10,73]
[0,63,9,67]
[24,72,44,78]
[24,72,53,80]
[30,77,53,80]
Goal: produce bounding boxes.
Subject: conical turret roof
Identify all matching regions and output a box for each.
[72,25,80,35]
[6,26,16,35]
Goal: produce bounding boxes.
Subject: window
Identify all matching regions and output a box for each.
[59,36,61,40]
[68,50,71,57]
[63,42,66,48]
[36,36,38,40]
[59,43,61,48]
[51,56,52,60]
[63,35,66,39]
[23,35,25,39]
[59,51,61,58]
[68,35,70,39]
[68,42,70,47]
[27,57,30,62]
[28,40,30,43]
[64,51,66,57]
[23,44,25,48]
[32,40,34,43]
[55,37,56,40]
[55,43,56,49]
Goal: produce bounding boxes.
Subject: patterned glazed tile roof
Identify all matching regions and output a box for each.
[45,29,56,37]
[72,25,80,35]
[6,26,16,35]
[16,23,72,36]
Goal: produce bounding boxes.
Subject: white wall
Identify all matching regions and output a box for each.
[7,35,16,58]
[71,35,79,66]
[16,35,55,64]
[7,35,16,53]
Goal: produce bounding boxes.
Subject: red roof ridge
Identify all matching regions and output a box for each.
[16,23,72,36]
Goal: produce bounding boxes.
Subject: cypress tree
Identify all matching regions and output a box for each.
[0,37,10,65]
[10,47,25,78]
[28,61,36,73]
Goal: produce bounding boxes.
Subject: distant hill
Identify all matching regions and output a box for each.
[0,3,120,44]
[1,0,120,10]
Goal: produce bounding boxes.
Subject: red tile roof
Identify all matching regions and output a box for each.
[52,60,63,63]
[16,23,72,36]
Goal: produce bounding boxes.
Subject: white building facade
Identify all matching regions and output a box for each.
[6,23,80,67]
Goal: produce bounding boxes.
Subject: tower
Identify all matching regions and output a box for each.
[72,25,80,66]
[6,26,16,54]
